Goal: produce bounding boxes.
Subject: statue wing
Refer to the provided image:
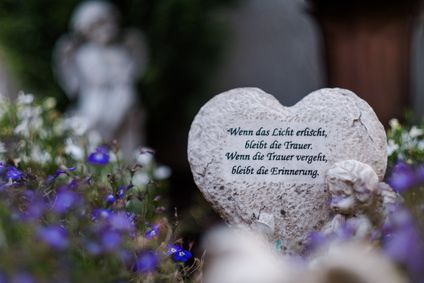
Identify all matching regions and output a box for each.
[52,34,81,99]
[123,28,149,76]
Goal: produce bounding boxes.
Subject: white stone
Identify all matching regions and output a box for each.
[188,87,387,253]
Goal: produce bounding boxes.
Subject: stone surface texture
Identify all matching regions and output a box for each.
[187,88,387,253]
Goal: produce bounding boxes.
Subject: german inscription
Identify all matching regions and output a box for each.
[223,122,330,183]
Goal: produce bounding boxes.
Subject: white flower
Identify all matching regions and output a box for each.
[31,145,51,164]
[389,119,400,130]
[65,138,84,160]
[0,142,6,154]
[418,140,424,151]
[43,97,57,110]
[135,147,154,165]
[14,120,30,137]
[153,166,171,180]
[409,126,423,138]
[387,140,399,156]
[87,131,102,152]
[17,92,34,105]
[401,132,412,149]
[62,116,89,136]
[132,171,149,186]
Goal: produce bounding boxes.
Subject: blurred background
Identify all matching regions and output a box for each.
[0,0,423,238]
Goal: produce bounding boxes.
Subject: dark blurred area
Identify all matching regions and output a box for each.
[0,0,424,239]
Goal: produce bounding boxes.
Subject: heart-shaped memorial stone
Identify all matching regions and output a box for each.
[188,88,387,253]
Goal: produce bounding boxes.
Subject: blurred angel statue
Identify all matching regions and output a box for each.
[53,0,147,154]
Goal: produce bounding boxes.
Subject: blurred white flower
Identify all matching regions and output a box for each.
[62,116,89,136]
[14,104,43,137]
[42,97,57,110]
[418,140,424,150]
[389,119,400,130]
[65,138,84,160]
[0,142,6,154]
[132,171,149,186]
[14,120,30,137]
[86,131,102,152]
[153,166,171,180]
[409,126,423,138]
[401,132,413,149]
[309,242,406,283]
[17,92,34,105]
[31,145,51,163]
[135,148,154,165]
[387,140,399,156]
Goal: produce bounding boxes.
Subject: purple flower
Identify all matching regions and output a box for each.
[145,225,160,240]
[54,167,76,178]
[68,179,79,189]
[87,146,110,165]
[6,166,23,181]
[166,243,193,262]
[382,207,424,277]
[0,272,6,283]
[117,186,125,199]
[106,194,116,205]
[37,225,69,250]
[415,165,424,183]
[166,244,182,256]
[92,209,112,220]
[108,212,135,233]
[52,190,80,214]
[21,190,46,221]
[101,230,122,252]
[388,162,416,193]
[135,250,158,273]
[48,167,76,183]
[11,272,34,283]
[86,241,102,256]
[173,249,192,263]
[305,231,327,252]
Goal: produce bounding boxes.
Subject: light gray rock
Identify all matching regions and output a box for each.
[188,87,387,253]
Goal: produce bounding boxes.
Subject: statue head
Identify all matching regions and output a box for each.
[326,160,379,215]
[71,0,120,44]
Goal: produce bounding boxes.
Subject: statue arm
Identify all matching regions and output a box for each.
[52,34,81,99]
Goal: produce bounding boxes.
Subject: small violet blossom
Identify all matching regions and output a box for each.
[106,194,116,205]
[166,244,182,256]
[101,230,122,252]
[6,166,23,182]
[87,146,110,165]
[388,162,416,193]
[173,249,192,263]
[108,212,135,233]
[37,225,69,250]
[135,250,158,273]
[92,209,112,221]
[382,207,424,278]
[145,225,160,240]
[117,186,125,199]
[166,244,192,263]
[52,190,81,214]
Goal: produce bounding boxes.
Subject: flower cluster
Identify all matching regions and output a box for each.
[387,118,424,167]
[0,94,200,282]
